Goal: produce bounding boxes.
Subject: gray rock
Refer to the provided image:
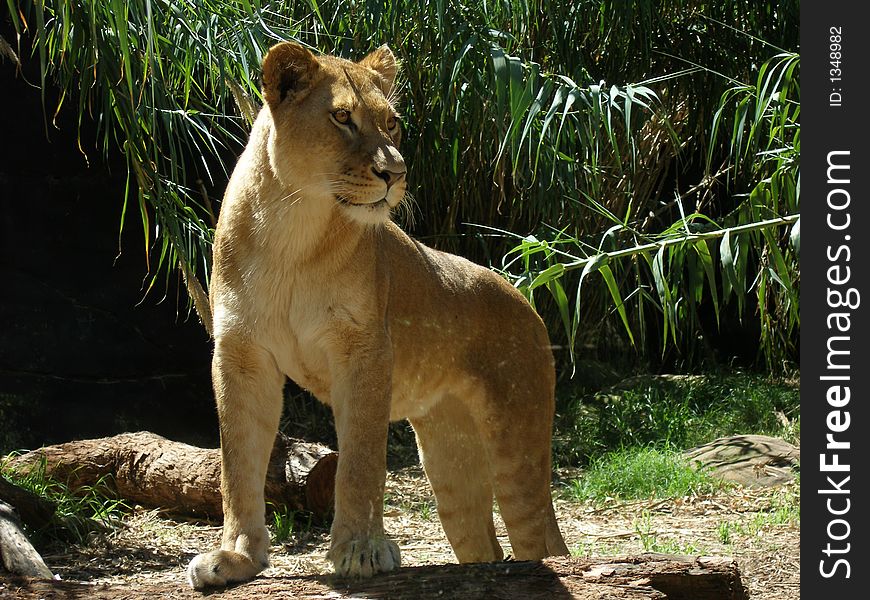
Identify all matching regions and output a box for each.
[684,435,799,488]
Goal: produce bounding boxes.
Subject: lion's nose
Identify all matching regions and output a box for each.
[372,167,406,189]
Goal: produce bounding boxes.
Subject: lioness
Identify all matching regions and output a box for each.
[186,41,569,588]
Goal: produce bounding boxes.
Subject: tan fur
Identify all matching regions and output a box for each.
[186,41,569,589]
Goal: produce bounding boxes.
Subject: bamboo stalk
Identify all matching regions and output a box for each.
[560,214,799,273]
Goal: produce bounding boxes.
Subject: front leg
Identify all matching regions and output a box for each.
[326,337,400,577]
[187,337,285,589]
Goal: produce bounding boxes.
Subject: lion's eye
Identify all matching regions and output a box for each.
[332,109,352,125]
[387,115,398,131]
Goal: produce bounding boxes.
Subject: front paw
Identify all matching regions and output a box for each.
[186,549,267,589]
[328,536,401,578]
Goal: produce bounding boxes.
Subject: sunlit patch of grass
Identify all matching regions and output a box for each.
[565,446,726,503]
[269,507,296,544]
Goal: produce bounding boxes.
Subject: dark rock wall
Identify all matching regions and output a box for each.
[0,46,218,453]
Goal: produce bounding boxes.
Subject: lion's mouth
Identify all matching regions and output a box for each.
[338,197,390,209]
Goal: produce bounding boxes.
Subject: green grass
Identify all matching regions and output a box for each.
[1,458,128,546]
[554,372,799,466]
[267,504,317,544]
[555,372,797,503]
[717,520,733,545]
[565,446,726,504]
[269,506,297,544]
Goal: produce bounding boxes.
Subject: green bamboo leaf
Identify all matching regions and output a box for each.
[765,266,789,295]
[33,0,48,123]
[589,81,602,124]
[761,228,794,295]
[546,277,573,354]
[490,45,508,118]
[649,247,672,348]
[449,34,477,87]
[580,253,611,281]
[5,0,20,30]
[541,84,567,139]
[693,239,720,327]
[570,253,610,349]
[517,78,552,172]
[110,0,136,103]
[687,249,703,305]
[59,1,70,54]
[528,262,565,291]
[554,87,579,154]
[735,232,749,315]
[732,96,750,164]
[537,83,568,177]
[599,264,635,346]
[304,0,326,28]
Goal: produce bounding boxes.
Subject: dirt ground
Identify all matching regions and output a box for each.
[0,467,798,599]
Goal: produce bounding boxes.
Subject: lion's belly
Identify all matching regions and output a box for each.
[387,334,477,422]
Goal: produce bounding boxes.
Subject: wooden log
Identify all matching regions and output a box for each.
[324,554,746,600]
[0,554,746,599]
[0,501,53,579]
[5,432,337,519]
[561,554,747,600]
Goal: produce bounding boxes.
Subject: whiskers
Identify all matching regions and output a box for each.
[266,176,343,220]
[385,87,403,109]
[385,71,406,107]
[275,188,305,209]
[259,188,306,228]
[394,189,419,230]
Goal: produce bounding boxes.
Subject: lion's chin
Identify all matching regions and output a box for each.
[339,198,393,226]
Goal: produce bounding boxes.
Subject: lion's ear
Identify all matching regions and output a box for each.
[359,45,398,96]
[262,41,320,110]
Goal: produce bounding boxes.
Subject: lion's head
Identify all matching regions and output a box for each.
[260,41,406,226]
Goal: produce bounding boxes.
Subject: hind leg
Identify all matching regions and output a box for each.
[481,385,569,560]
[409,395,503,563]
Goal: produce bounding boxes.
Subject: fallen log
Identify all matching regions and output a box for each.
[326,554,746,600]
[0,554,747,599]
[0,500,53,579]
[5,432,337,519]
